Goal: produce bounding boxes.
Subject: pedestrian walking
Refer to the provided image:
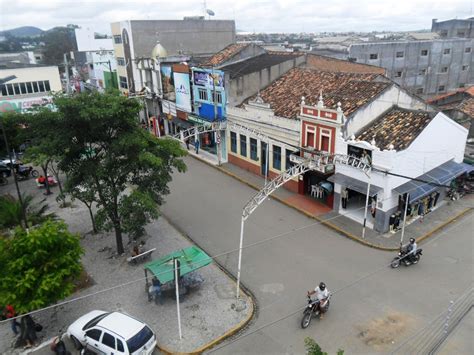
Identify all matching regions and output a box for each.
[341,188,348,209]
[149,277,163,305]
[185,137,190,150]
[19,314,37,349]
[194,139,200,154]
[3,304,20,336]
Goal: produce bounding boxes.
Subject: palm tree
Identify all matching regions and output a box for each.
[0,194,56,230]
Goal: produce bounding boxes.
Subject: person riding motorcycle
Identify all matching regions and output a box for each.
[307,282,329,318]
[406,238,417,263]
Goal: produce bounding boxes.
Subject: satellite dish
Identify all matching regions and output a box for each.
[206,9,215,16]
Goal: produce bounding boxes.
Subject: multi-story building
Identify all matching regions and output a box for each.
[110,18,235,94]
[432,17,474,38]
[349,18,474,97]
[0,63,61,113]
[72,27,118,92]
[348,38,473,97]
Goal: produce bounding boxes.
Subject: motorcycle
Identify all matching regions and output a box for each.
[390,246,423,268]
[14,164,39,180]
[301,294,331,329]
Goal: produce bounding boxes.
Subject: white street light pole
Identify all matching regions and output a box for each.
[400,193,410,246]
[362,168,372,239]
[174,258,182,340]
[236,215,246,298]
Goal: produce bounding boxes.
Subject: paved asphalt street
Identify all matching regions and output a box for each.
[162,157,473,354]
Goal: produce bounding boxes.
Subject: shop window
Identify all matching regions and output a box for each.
[20,83,27,94]
[286,149,296,170]
[198,88,208,101]
[44,80,51,91]
[250,138,258,161]
[212,91,222,104]
[32,82,39,93]
[13,83,20,95]
[0,85,6,96]
[113,35,122,44]
[26,82,33,93]
[230,132,237,153]
[117,57,126,66]
[6,84,14,95]
[273,145,281,170]
[396,51,404,58]
[240,134,247,157]
[420,49,428,56]
[119,76,128,89]
[38,81,45,92]
[369,53,378,60]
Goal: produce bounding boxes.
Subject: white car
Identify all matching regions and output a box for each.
[66,310,157,355]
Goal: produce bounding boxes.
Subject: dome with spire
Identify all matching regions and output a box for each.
[151,41,168,59]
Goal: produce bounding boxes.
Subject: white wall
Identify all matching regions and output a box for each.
[336,112,468,212]
[0,66,62,92]
[75,27,113,52]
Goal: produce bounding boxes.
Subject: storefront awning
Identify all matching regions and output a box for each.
[328,173,382,196]
[394,160,468,201]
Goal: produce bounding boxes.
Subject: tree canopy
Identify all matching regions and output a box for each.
[52,91,187,254]
[0,220,83,313]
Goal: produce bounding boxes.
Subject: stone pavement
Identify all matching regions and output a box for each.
[0,175,253,355]
[190,153,474,251]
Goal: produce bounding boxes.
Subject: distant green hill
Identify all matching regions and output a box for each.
[1,26,44,37]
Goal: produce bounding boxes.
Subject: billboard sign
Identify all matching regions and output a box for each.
[193,68,224,88]
[0,97,55,114]
[173,72,192,112]
[160,65,175,101]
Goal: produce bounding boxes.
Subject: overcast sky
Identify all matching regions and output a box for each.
[0,0,472,34]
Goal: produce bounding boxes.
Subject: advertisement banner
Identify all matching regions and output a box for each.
[193,69,224,88]
[160,65,175,101]
[0,97,55,114]
[173,72,192,113]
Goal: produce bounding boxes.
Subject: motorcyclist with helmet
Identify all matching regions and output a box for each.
[406,238,417,263]
[307,282,330,319]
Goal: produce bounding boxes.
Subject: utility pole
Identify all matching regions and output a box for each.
[0,120,28,228]
[64,53,71,94]
[0,75,27,228]
[362,167,372,239]
[400,193,410,247]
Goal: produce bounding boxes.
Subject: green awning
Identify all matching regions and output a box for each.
[144,246,212,284]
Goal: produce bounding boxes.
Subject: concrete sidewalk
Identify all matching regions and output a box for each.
[192,155,473,251]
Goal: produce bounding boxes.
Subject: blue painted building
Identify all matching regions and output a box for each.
[191,68,226,122]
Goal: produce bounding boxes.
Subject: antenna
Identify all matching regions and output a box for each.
[206,9,215,20]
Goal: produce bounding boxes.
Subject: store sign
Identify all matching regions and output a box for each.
[193,68,224,88]
[173,72,192,112]
[0,97,55,114]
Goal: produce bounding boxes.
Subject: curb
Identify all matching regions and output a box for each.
[187,154,473,252]
[155,214,256,355]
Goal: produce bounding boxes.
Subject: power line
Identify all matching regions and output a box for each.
[208,216,474,353]
[2,176,470,324]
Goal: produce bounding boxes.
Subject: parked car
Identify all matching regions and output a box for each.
[66,310,157,355]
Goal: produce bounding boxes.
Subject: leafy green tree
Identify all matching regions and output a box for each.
[0,194,56,230]
[52,91,187,254]
[41,27,77,66]
[0,220,83,313]
[70,181,98,234]
[304,337,344,355]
